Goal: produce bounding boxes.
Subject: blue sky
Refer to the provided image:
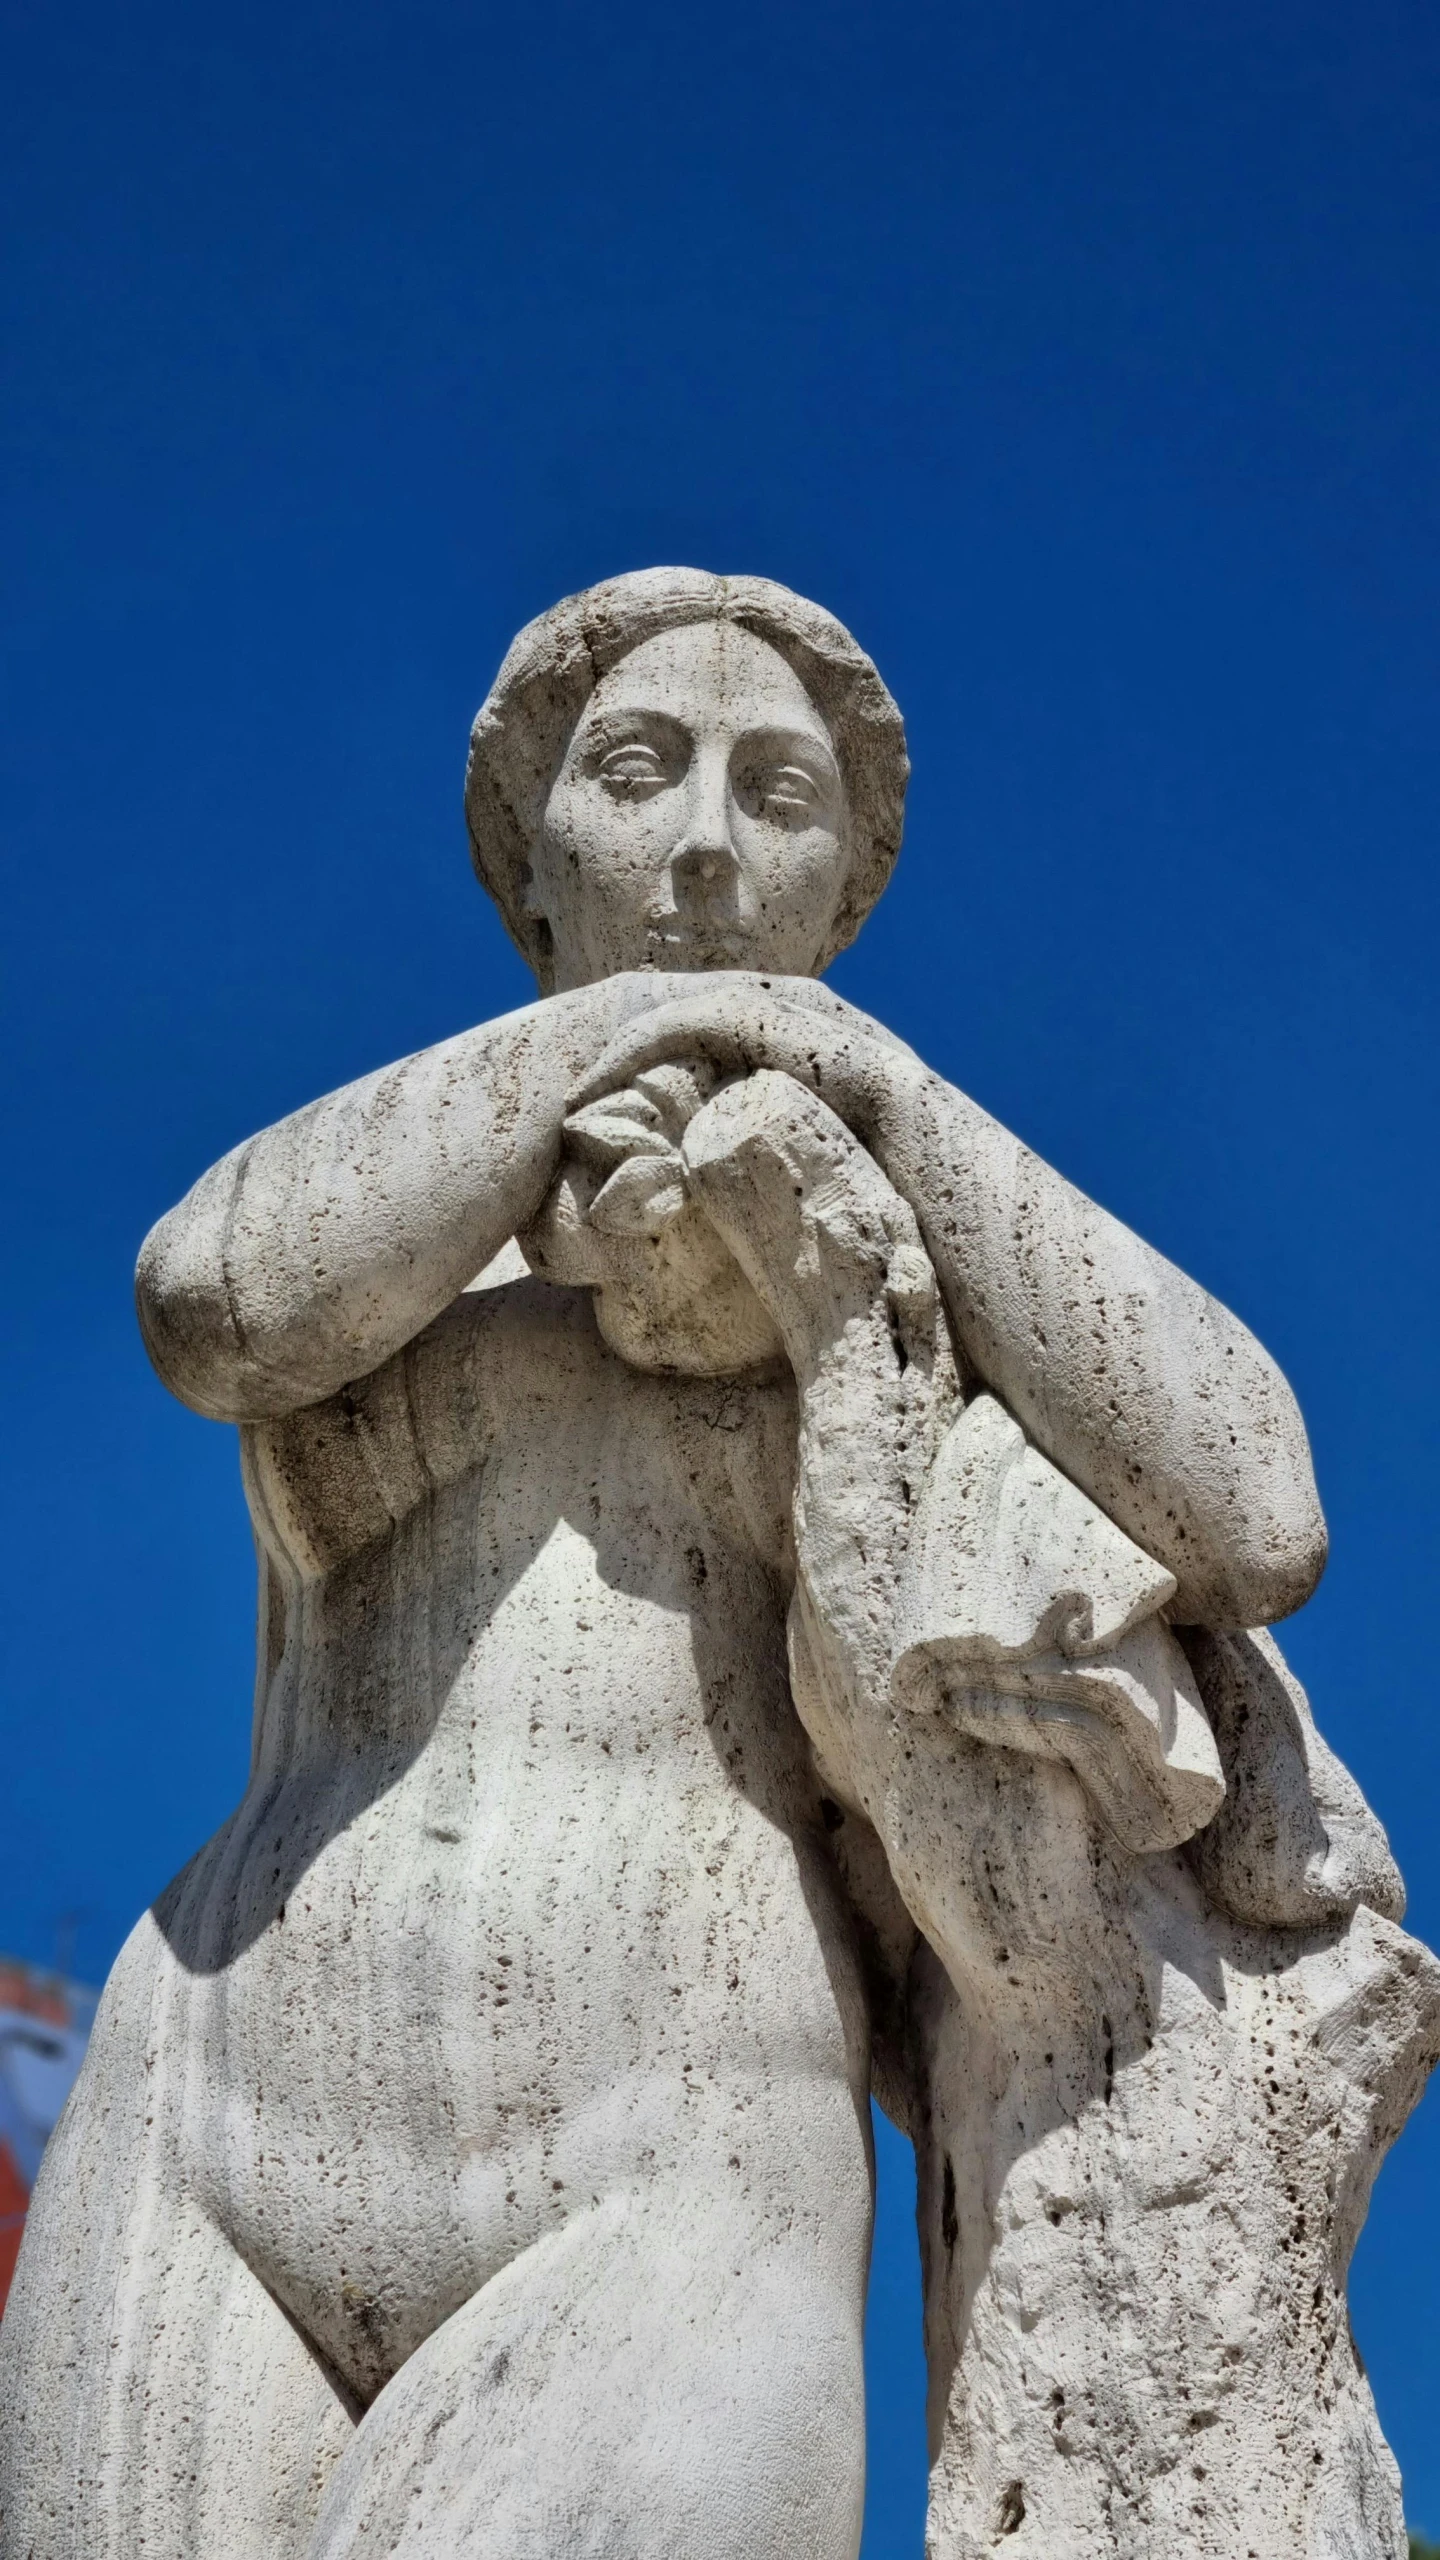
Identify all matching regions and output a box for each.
[2,0,1438,2543]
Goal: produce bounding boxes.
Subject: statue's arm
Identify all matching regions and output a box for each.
[576,981,1327,1628]
[136,978,665,1422]
[881,1065,1326,1627]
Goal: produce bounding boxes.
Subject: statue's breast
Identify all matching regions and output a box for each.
[242,1270,798,1626]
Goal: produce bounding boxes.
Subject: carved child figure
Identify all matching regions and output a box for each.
[1,570,1432,2560]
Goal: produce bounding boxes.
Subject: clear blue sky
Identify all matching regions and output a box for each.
[3,1,1438,2544]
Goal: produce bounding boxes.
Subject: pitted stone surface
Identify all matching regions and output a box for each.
[2,571,1433,2560]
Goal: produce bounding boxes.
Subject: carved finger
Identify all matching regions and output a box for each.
[681,1070,900,1369]
[570,995,893,1133]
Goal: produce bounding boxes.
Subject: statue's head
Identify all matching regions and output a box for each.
[465,569,908,990]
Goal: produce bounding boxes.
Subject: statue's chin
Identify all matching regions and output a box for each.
[519,1169,784,1379]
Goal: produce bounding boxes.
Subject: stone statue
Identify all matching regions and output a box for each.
[2,569,1435,2560]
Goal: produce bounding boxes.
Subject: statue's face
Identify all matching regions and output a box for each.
[531,621,849,986]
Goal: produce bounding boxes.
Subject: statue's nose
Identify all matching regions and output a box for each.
[671,840,738,901]
[668,755,746,917]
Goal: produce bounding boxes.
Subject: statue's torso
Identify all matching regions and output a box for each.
[130,1278,867,2397]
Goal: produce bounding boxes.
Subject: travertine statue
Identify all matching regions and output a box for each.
[3,570,1435,2560]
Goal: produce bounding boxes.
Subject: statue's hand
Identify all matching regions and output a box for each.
[569,976,924,1150]
[561,1060,718,1239]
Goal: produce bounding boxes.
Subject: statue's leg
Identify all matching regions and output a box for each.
[305,2175,867,2560]
[0,1916,356,2560]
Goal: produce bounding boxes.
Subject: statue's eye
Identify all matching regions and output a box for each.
[757,765,822,822]
[597,743,669,799]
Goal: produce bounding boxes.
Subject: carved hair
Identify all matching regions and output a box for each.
[465,567,909,986]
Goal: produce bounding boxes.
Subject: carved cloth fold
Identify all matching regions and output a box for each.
[890,1394,1225,1853]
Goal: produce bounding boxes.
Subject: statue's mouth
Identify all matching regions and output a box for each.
[647,923,750,964]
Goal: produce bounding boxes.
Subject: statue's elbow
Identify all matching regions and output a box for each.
[134,1213,255,1422]
[1188,1423,1328,1629]
[1247,1376,1329,1625]
[1222,1503,1328,1630]
[1186,1326,1329,1629]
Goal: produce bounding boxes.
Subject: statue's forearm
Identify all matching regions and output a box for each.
[872,1066,1326,1627]
[135,982,650,1421]
[571,984,1327,1628]
[682,1071,958,1802]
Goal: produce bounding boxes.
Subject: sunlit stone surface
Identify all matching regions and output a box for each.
[3,570,1434,2560]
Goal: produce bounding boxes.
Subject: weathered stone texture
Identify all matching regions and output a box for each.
[3,572,1432,2560]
